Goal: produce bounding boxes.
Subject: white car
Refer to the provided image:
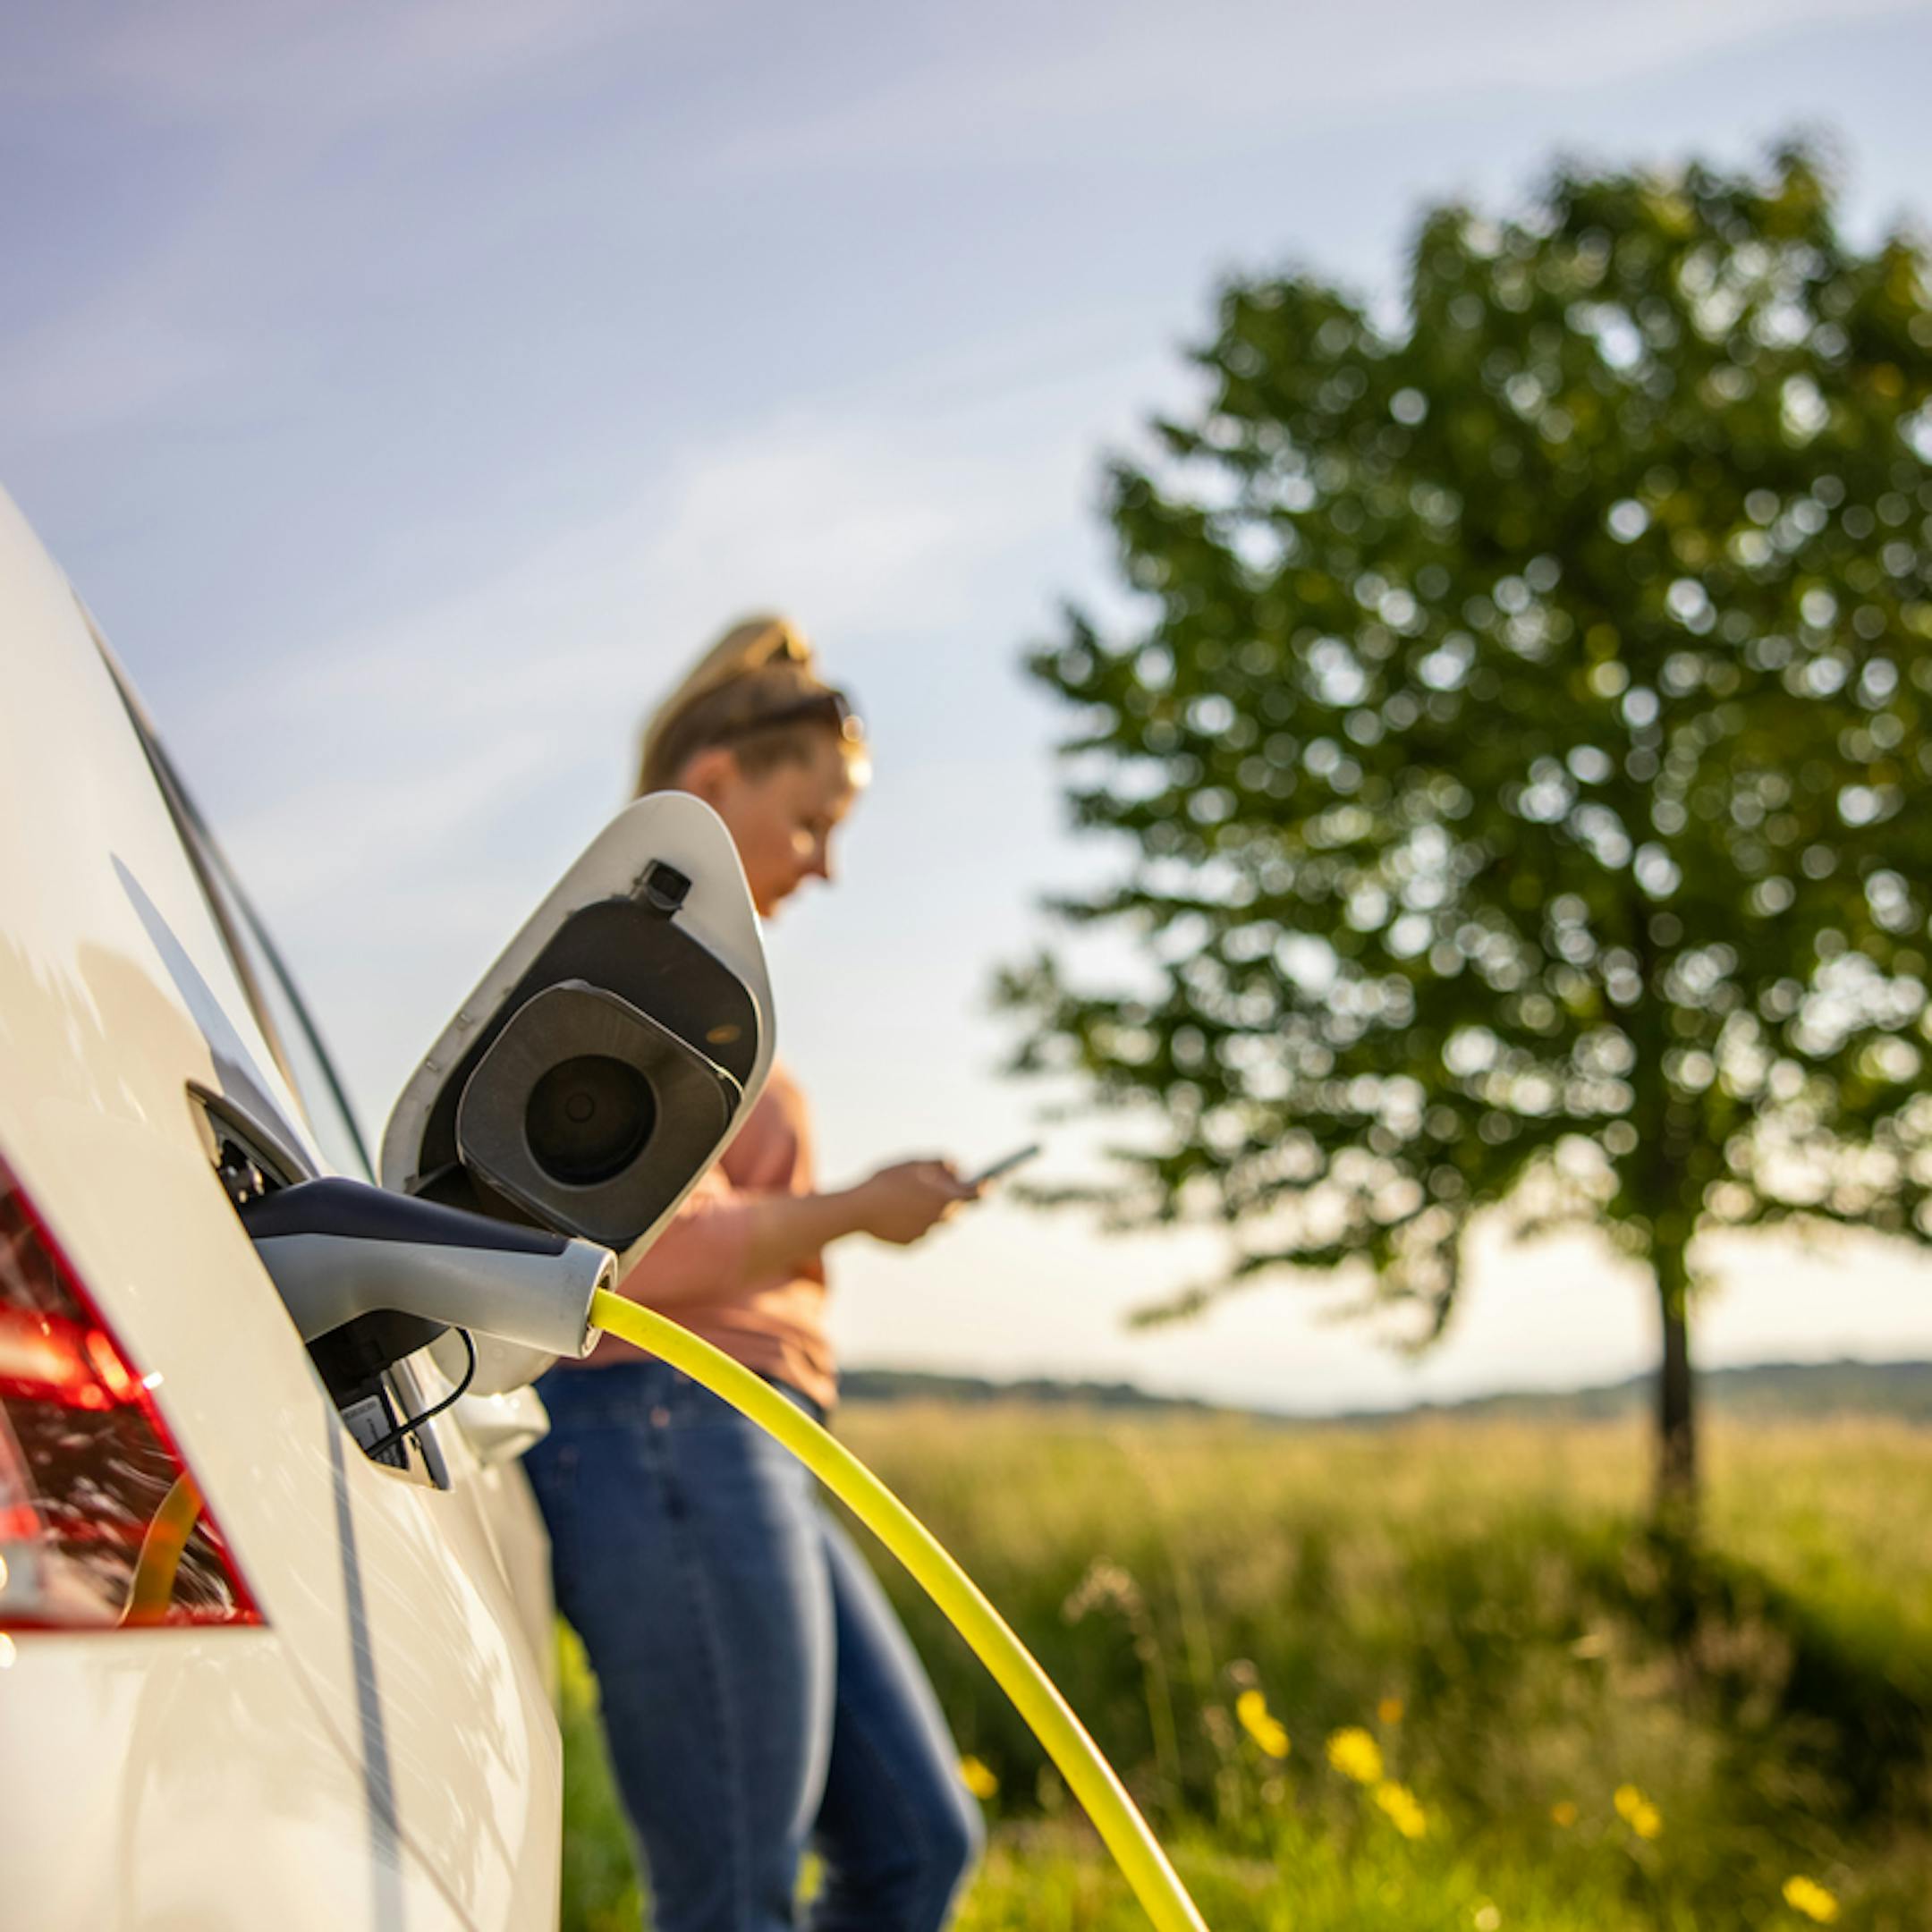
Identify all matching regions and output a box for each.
[0,486,771,1929]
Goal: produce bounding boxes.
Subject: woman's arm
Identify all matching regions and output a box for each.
[616,1160,979,1308]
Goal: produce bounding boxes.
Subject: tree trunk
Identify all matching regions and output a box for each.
[1654,1242,1698,1533]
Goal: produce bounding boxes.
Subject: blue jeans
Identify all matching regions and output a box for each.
[526,1360,983,1932]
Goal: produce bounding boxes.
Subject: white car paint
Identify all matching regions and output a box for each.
[0,487,563,1928]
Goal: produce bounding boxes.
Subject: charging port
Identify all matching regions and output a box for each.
[191,1092,451,1483]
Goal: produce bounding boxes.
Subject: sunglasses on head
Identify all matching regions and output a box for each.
[713,687,865,747]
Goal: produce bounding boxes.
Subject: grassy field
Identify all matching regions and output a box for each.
[556,1409,1932,1931]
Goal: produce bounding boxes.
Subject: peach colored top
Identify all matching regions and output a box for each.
[576,1062,838,1411]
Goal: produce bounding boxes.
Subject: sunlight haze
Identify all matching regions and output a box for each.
[10,0,1932,1409]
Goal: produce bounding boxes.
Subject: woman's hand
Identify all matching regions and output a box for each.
[631,1160,983,1287]
[848,1159,980,1246]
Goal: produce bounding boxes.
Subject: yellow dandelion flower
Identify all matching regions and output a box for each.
[1326,1726,1385,1785]
[958,1755,999,1800]
[1373,1779,1427,1839]
[1613,1784,1662,1840]
[1782,1876,1840,1924]
[1235,1689,1290,1759]
[1377,1696,1405,1726]
[1550,1800,1579,1828]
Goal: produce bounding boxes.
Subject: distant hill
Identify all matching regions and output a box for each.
[1381,1359,1932,1427]
[838,1359,1932,1425]
[839,1367,1219,1414]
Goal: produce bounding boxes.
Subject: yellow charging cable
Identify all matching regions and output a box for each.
[124,1470,203,1625]
[589,1288,1209,1932]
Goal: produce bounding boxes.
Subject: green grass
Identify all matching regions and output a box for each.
[558,1411,1932,1930]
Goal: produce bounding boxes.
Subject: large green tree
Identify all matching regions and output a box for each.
[1004,148,1932,1518]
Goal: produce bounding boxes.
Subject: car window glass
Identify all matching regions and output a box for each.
[90,628,375,1180]
[200,860,374,1182]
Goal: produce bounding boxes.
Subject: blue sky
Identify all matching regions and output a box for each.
[10,0,1932,1410]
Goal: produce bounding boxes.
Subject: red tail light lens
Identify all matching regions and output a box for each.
[0,1155,261,1630]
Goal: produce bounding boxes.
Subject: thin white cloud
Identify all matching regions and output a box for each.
[4,0,656,128]
[220,421,976,736]
[713,0,1919,175]
[1,4,672,445]
[10,0,1906,453]
[197,343,1146,911]
[0,299,260,444]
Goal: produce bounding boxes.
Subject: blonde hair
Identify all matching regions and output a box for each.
[634,614,864,797]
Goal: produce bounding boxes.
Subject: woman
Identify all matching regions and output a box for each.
[525,616,985,1932]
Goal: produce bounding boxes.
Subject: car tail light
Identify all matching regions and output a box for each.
[0,1152,261,1630]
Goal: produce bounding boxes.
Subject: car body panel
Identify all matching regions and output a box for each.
[0,487,560,1927]
[2,1632,470,1932]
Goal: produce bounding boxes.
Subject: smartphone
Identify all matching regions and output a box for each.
[966,1143,1041,1189]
